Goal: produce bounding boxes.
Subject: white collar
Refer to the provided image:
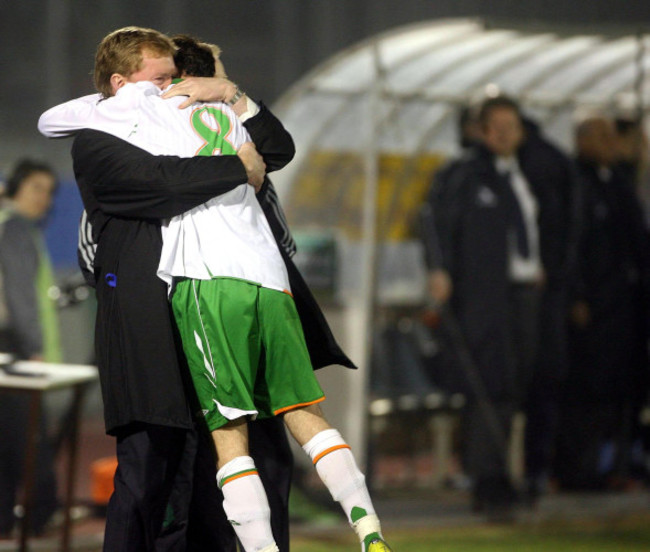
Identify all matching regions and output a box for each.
[495,155,519,175]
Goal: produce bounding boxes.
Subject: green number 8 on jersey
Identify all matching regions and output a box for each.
[191,106,238,157]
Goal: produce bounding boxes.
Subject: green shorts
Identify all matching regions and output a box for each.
[171,277,325,431]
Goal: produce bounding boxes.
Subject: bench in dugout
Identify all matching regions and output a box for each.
[368,308,466,489]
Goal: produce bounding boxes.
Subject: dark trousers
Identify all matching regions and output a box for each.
[0,392,58,536]
[556,286,646,489]
[462,283,541,504]
[523,288,567,483]
[249,417,293,552]
[554,401,622,489]
[507,284,541,406]
[524,379,562,481]
[463,400,515,486]
[104,418,292,552]
[103,424,196,552]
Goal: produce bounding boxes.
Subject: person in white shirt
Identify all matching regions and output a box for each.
[40,28,391,552]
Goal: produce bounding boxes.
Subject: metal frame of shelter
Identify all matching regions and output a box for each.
[270,18,649,465]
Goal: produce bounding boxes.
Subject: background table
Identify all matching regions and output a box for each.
[0,359,98,552]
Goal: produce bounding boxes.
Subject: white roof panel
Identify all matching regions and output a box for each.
[274,18,650,174]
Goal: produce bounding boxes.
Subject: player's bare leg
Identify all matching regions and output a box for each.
[212,417,248,469]
[284,404,393,552]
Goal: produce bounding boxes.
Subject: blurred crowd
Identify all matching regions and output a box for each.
[410,95,650,516]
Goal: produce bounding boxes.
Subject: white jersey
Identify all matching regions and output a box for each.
[39,81,290,293]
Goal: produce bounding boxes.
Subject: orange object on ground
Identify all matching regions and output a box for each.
[90,456,118,506]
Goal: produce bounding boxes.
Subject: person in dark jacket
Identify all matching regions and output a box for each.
[422,95,570,515]
[73,127,266,552]
[615,116,650,228]
[555,115,650,490]
[0,160,60,537]
[40,27,275,552]
[57,29,355,552]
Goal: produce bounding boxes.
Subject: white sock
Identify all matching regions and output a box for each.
[302,429,378,532]
[216,456,277,552]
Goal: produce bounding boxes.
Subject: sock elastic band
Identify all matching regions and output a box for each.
[220,468,259,488]
[216,455,257,488]
[312,444,351,465]
[302,428,344,459]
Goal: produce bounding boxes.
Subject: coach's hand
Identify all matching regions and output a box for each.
[162,77,238,109]
[238,143,265,191]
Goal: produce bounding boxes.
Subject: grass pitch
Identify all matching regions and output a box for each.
[290,513,650,552]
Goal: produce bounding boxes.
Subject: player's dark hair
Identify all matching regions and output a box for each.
[5,159,58,198]
[172,34,216,78]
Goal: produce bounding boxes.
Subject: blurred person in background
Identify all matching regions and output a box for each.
[0,159,60,537]
[421,95,574,515]
[517,113,580,506]
[556,115,650,490]
[420,103,483,313]
[614,116,650,480]
[422,96,543,516]
[614,116,650,226]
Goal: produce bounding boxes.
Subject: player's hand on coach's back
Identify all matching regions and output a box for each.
[238,142,265,191]
[162,76,238,109]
